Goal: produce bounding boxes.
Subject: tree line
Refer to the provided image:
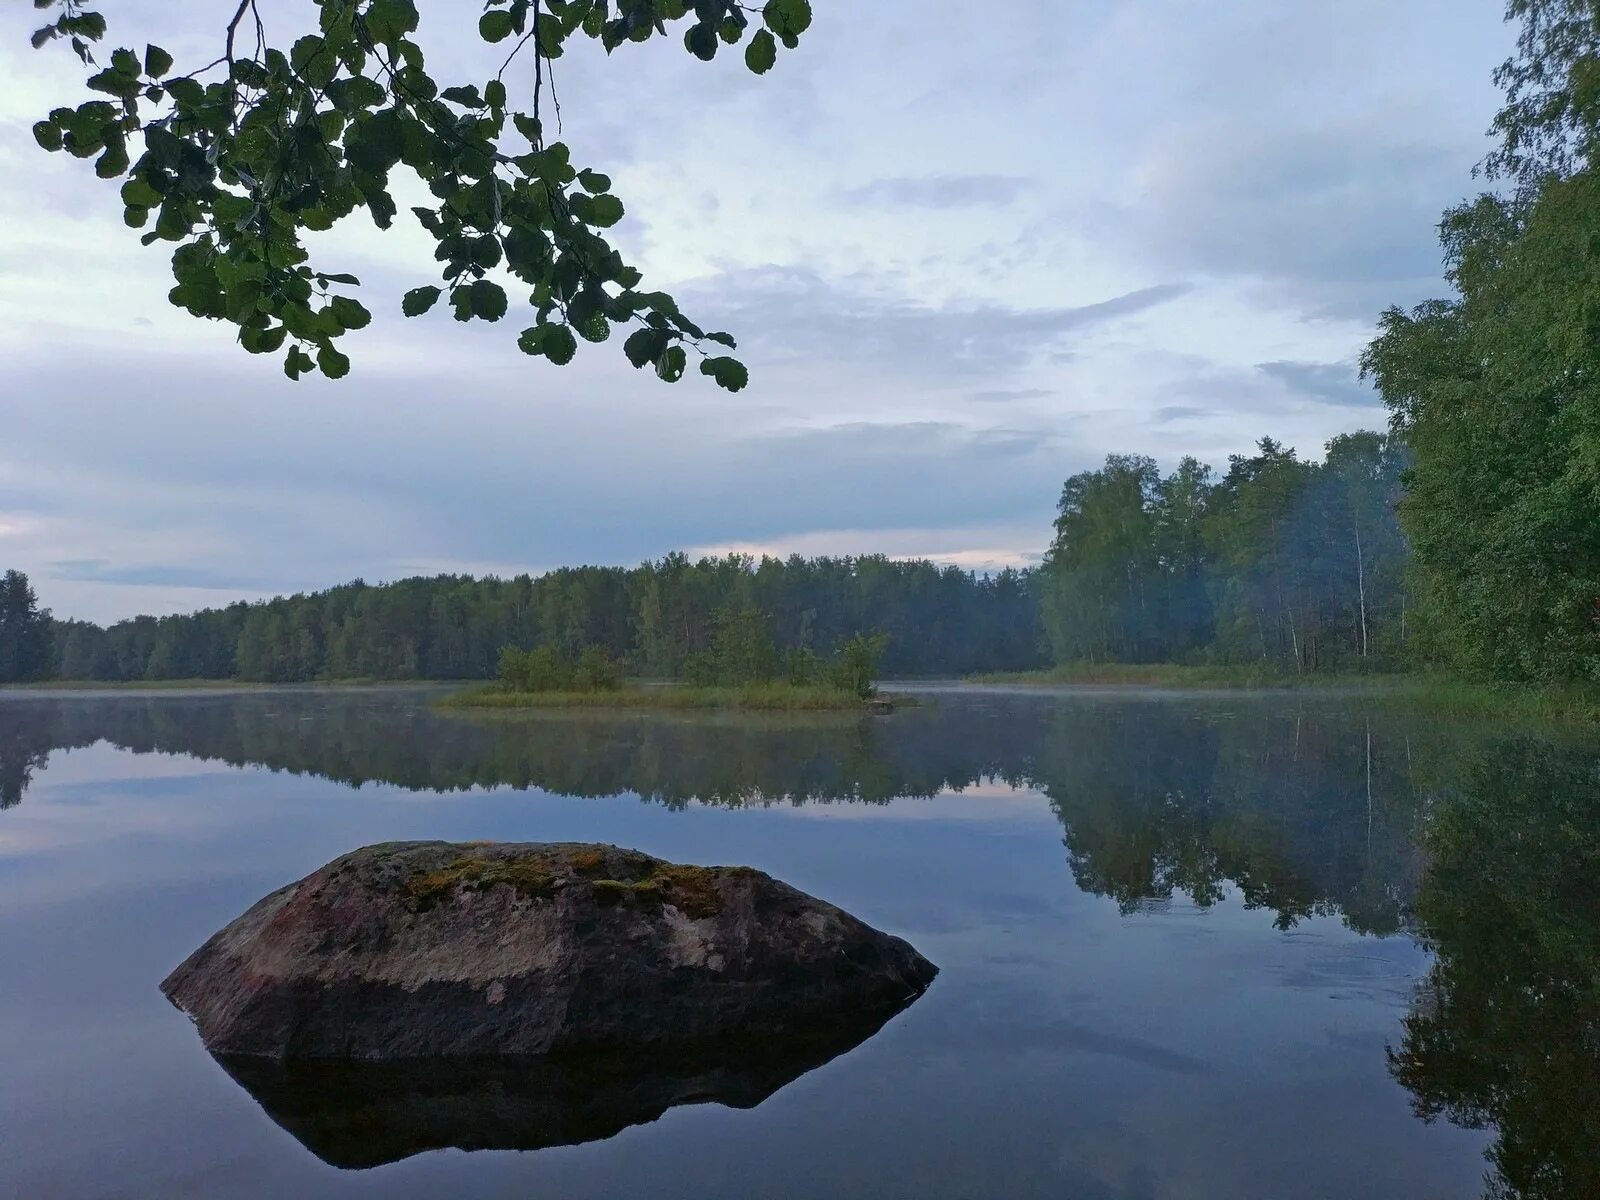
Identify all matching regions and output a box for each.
[1037,431,1410,672]
[3,554,1044,684]
[1359,0,1600,685]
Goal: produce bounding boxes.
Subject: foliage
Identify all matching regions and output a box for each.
[826,632,888,699]
[497,642,619,692]
[26,0,815,385]
[1360,0,1600,684]
[0,571,54,684]
[24,555,1042,684]
[488,599,884,701]
[1038,432,1410,673]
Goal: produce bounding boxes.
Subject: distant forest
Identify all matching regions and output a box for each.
[20,555,1044,683]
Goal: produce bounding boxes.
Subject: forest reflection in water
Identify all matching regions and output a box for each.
[1,685,1596,1198]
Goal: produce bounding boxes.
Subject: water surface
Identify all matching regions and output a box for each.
[2,685,1594,1198]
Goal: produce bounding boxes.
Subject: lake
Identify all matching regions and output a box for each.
[2,684,1595,1199]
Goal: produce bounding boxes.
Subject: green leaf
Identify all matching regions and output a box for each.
[290,35,337,88]
[470,279,509,321]
[763,0,813,39]
[284,346,314,381]
[517,325,549,354]
[577,168,611,193]
[402,285,442,316]
[479,10,515,43]
[513,112,542,144]
[684,22,718,61]
[32,120,62,152]
[144,44,173,78]
[745,29,777,74]
[95,138,129,179]
[544,325,578,365]
[624,328,668,368]
[577,312,610,343]
[588,194,625,228]
[365,0,420,44]
[700,355,749,392]
[656,344,688,382]
[331,297,372,330]
[318,344,352,379]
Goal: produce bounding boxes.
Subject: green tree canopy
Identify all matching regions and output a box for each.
[0,570,54,684]
[1362,0,1600,682]
[28,0,815,386]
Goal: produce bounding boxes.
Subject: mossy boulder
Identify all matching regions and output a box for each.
[161,841,936,1060]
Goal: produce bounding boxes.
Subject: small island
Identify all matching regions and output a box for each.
[438,608,904,712]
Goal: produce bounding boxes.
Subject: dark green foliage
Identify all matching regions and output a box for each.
[499,643,621,693]
[26,0,809,386]
[498,644,572,692]
[1359,0,1600,684]
[0,571,54,684]
[706,606,779,684]
[827,632,888,699]
[30,555,1044,684]
[1039,433,1409,672]
[674,606,882,692]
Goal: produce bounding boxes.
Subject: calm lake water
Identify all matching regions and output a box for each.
[2,684,1595,1199]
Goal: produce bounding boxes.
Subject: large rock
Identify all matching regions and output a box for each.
[161,841,936,1060]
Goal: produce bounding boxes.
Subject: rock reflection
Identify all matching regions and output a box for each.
[213,1006,917,1168]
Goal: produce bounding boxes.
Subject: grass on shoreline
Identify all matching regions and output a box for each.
[966,663,1600,724]
[968,663,1353,688]
[435,682,900,713]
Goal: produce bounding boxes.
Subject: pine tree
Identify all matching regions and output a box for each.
[0,570,53,683]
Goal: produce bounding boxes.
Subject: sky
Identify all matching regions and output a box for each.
[0,1,1516,624]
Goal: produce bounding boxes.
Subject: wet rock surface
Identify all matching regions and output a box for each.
[161,841,937,1060]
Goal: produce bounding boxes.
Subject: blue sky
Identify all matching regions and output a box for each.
[0,2,1513,623]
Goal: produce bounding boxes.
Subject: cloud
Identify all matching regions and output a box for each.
[839,174,1032,208]
[687,268,1194,382]
[44,560,294,592]
[685,523,1044,573]
[1153,405,1212,424]
[1256,360,1380,407]
[967,388,1056,404]
[1127,131,1463,320]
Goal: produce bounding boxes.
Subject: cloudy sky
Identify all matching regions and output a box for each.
[0,2,1513,624]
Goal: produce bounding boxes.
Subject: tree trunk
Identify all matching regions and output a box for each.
[1353,512,1369,660]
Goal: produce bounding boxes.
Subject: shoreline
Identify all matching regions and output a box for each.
[435,683,904,713]
[962,666,1600,724]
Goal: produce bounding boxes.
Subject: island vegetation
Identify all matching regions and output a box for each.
[438,608,894,711]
